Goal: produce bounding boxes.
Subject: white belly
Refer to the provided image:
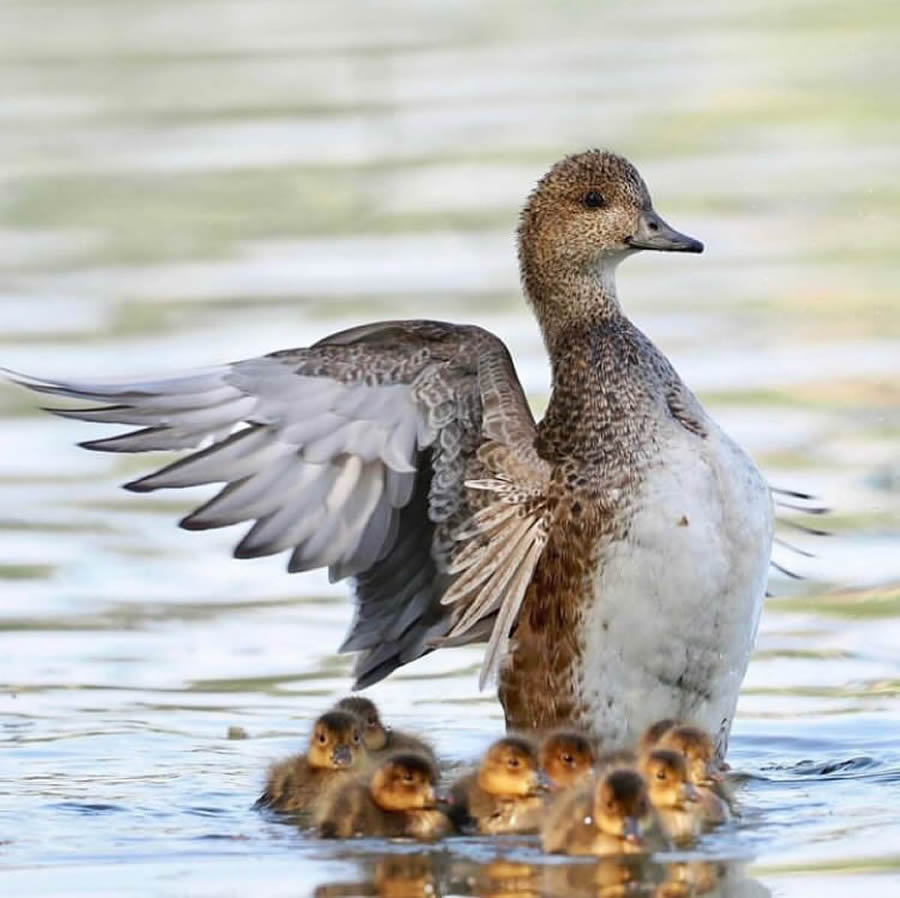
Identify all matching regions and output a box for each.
[577,422,773,754]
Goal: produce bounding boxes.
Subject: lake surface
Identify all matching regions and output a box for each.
[1,1,899,895]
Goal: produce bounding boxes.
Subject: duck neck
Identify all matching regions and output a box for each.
[523,253,625,357]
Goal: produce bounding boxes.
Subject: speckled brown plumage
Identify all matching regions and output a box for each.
[7,148,776,753]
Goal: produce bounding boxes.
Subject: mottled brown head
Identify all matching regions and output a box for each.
[305,709,364,770]
[641,749,698,810]
[370,753,438,812]
[518,150,702,345]
[335,695,389,752]
[592,769,653,842]
[477,735,542,798]
[540,729,596,790]
[658,726,720,786]
[639,718,679,756]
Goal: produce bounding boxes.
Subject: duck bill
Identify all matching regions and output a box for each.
[623,816,643,844]
[331,744,353,767]
[626,209,703,253]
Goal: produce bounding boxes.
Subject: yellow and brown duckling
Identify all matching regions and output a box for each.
[641,748,702,843]
[656,725,730,825]
[540,728,597,791]
[541,768,668,856]
[334,695,436,765]
[257,709,366,813]
[638,718,679,756]
[315,752,450,840]
[448,735,545,834]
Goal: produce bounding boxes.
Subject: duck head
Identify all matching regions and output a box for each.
[477,735,544,798]
[658,725,723,786]
[335,695,389,752]
[518,150,702,347]
[306,709,364,770]
[642,749,699,810]
[592,768,654,844]
[540,729,596,790]
[370,753,438,812]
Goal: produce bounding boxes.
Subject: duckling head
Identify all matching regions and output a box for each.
[642,749,699,810]
[540,729,596,790]
[518,150,702,344]
[592,769,654,843]
[370,753,438,812]
[477,735,543,798]
[306,709,364,770]
[658,725,721,787]
[335,695,389,752]
[638,718,679,756]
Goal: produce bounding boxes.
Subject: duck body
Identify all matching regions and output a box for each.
[499,318,773,755]
[260,756,352,814]
[449,772,544,835]
[541,769,668,857]
[8,150,780,755]
[316,753,450,840]
[448,736,545,835]
[257,709,366,814]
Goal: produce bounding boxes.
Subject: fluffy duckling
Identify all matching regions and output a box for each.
[641,748,702,842]
[257,709,366,813]
[316,752,450,840]
[656,725,730,825]
[540,728,597,791]
[334,695,436,764]
[449,735,545,834]
[638,718,678,756]
[541,768,668,856]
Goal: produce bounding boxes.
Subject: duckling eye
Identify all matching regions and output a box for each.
[352,731,360,744]
[402,772,414,783]
[316,732,327,744]
[367,715,377,726]
[562,753,574,765]
[583,190,606,209]
[656,770,667,781]
[507,757,521,769]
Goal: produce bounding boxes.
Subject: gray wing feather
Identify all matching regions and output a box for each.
[1,320,551,687]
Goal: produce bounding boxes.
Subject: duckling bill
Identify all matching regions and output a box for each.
[7,149,777,753]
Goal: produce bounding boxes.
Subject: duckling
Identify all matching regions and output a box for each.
[540,728,597,790]
[257,709,366,813]
[316,752,450,840]
[641,749,702,842]
[638,718,679,756]
[449,735,545,834]
[541,768,668,856]
[334,695,436,764]
[656,725,730,825]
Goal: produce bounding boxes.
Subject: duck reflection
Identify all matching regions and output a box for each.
[312,852,748,898]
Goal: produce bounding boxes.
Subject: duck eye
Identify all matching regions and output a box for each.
[367,716,377,726]
[352,731,360,744]
[583,190,606,209]
[562,753,574,765]
[656,770,666,780]
[317,732,327,744]
[507,757,520,769]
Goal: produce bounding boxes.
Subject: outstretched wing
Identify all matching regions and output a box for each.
[3,320,551,688]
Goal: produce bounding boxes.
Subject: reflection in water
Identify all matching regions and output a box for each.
[309,851,763,898]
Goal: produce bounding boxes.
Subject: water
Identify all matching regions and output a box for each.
[1,0,899,895]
